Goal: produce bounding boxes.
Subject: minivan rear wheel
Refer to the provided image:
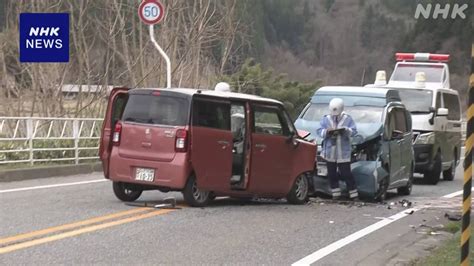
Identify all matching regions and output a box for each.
[287,174,309,205]
[423,152,441,185]
[182,176,210,207]
[112,182,142,202]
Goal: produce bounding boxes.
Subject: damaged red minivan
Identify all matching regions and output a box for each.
[99,88,316,207]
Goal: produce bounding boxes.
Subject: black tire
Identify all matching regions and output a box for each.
[287,174,309,205]
[398,165,414,196]
[182,176,210,207]
[443,152,456,181]
[112,182,142,202]
[423,152,441,185]
[375,176,389,202]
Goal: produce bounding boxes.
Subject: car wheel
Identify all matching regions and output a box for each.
[112,182,142,202]
[182,176,210,207]
[443,152,456,181]
[375,176,389,202]
[423,152,441,185]
[398,165,413,196]
[287,174,309,205]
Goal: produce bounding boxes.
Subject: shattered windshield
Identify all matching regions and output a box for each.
[395,89,433,113]
[302,103,383,123]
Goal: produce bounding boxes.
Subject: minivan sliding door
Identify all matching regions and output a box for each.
[191,97,233,191]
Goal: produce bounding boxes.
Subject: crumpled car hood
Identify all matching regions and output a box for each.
[294,119,383,145]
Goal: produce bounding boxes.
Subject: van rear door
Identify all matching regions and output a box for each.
[99,87,129,178]
[191,97,233,191]
[118,90,190,162]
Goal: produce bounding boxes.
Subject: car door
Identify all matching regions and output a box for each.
[99,87,129,178]
[396,108,413,184]
[249,104,294,194]
[190,97,233,191]
[385,107,402,185]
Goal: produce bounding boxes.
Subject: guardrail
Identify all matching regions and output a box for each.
[0,117,103,165]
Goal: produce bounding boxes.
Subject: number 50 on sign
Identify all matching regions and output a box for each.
[138,0,165,25]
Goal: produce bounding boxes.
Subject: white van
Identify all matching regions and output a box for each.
[368,53,462,184]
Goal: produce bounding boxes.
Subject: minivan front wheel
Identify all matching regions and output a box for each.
[423,152,441,185]
[398,165,413,196]
[112,182,142,202]
[287,174,309,205]
[182,176,210,207]
[443,152,456,181]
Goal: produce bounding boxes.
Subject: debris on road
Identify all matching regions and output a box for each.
[125,197,182,209]
[444,212,462,221]
[399,199,412,207]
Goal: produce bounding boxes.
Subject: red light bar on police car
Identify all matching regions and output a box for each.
[395,53,450,62]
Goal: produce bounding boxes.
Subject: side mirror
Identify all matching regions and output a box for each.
[286,132,300,147]
[436,108,448,116]
[297,129,311,139]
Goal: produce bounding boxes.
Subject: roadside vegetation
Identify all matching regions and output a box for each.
[413,222,474,266]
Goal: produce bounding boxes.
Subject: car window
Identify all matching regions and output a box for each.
[443,93,461,120]
[112,93,128,125]
[393,108,408,133]
[253,106,289,136]
[231,104,246,140]
[192,99,230,130]
[122,94,188,126]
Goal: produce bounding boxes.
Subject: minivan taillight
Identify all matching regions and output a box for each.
[175,129,188,152]
[112,122,122,145]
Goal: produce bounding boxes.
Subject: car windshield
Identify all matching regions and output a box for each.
[395,89,433,113]
[121,94,188,126]
[302,103,383,123]
[391,64,444,82]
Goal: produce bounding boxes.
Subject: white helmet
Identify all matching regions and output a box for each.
[329,98,344,116]
[215,82,231,92]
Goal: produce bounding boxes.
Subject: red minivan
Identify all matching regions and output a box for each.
[99,88,316,207]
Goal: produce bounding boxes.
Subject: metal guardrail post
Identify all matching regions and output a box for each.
[73,120,79,165]
[26,119,33,165]
[461,43,474,266]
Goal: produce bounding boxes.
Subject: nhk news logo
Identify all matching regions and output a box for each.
[19,13,69,62]
[414,3,468,19]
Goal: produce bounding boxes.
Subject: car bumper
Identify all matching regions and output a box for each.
[312,160,387,198]
[108,148,191,190]
[413,144,434,173]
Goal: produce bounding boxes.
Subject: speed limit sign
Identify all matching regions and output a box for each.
[138,0,165,25]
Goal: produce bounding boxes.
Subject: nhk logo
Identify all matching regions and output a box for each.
[414,3,468,19]
[19,13,69,62]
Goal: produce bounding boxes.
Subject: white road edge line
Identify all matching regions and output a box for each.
[0,179,107,194]
[442,187,474,199]
[291,208,418,266]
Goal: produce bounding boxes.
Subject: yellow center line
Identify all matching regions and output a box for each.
[0,209,174,254]
[0,207,150,246]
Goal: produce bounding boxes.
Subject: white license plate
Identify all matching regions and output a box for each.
[135,168,155,182]
[317,163,328,176]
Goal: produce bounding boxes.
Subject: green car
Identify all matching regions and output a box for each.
[295,86,415,200]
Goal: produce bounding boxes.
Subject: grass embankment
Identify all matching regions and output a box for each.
[414,222,474,266]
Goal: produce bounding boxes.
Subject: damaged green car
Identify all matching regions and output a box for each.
[295,86,415,201]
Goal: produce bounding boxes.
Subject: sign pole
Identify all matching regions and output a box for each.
[461,43,474,266]
[138,0,170,89]
[149,25,171,89]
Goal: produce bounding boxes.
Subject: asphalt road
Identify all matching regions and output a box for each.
[0,162,469,265]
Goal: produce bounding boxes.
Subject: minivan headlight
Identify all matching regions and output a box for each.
[415,132,435,145]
